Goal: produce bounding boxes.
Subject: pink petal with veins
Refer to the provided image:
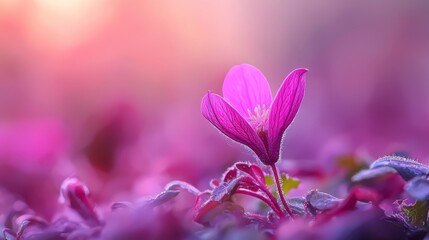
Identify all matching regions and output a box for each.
[267,68,307,163]
[222,64,272,119]
[201,92,268,162]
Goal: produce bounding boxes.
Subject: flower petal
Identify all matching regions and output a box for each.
[201,92,268,161]
[222,64,272,118]
[267,68,307,161]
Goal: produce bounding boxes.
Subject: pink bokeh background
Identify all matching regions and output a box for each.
[1,0,428,217]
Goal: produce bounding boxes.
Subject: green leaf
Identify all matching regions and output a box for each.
[264,175,300,197]
[264,176,274,186]
[280,174,300,196]
[401,200,429,228]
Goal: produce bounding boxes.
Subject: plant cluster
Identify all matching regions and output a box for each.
[2,65,427,240]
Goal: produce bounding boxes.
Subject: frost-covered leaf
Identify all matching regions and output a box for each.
[3,228,16,239]
[151,189,180,206]
[16,215,48,228]
[194,201,244,227]
[235,162,265,185]
[222,167,238,182]
[4,201,28,230]
[110,202,131,211]
[308,188,375,224]
[195,175,261,226]
[401,201,429,228]
[351,166,397,182]
[281,174,300,196]
[165,180,200,196]
[286,197,307,216]
[196,191,212,207]
[211,176,260,201]
[305,190,341,212]
[405,177,429,200]
[370,156,429,181]
[236,176,260,192]
[210,179,220,188]
[211,177,242,201]
[243,212,274,229]
[60,178,100,227]
[16,219,46,240]
[249,165,265,185]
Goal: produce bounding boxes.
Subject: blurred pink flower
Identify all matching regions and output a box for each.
[201,64,307,165]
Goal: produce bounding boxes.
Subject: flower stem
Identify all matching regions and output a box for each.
[235,188,283,217]
[270,164,295,218]
[258,185,285,217]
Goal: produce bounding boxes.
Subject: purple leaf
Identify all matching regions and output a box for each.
[405,176,429,200]
[110,202,132,211]
[250,165,265,184]
[286,197,307,216]
[4,201,28,230]
[146,189,180,207]
[165,180,200,196]
[210,178,220,188]
[370,156,429,181]
[211,177,242,201]
[236,176,260,192]
[310,187,377,224]
[3,228,16,239]
[59,178,100,227]
[194,201,244,227]
[205,176,259,205]
[243,213,274,229]
[305,190,341,213]
[222,167,238,183]
[351,166,397,182]
[235,162,265,185]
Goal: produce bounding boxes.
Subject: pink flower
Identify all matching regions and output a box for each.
[201,64,307,165]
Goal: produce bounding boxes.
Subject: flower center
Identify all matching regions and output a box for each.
[247,104,270,134]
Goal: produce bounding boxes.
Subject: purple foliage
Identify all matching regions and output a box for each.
[2,65,429,240]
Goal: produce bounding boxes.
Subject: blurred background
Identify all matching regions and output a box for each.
[0,0,428,218]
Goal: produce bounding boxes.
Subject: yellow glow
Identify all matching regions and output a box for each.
[30,0,110,50]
